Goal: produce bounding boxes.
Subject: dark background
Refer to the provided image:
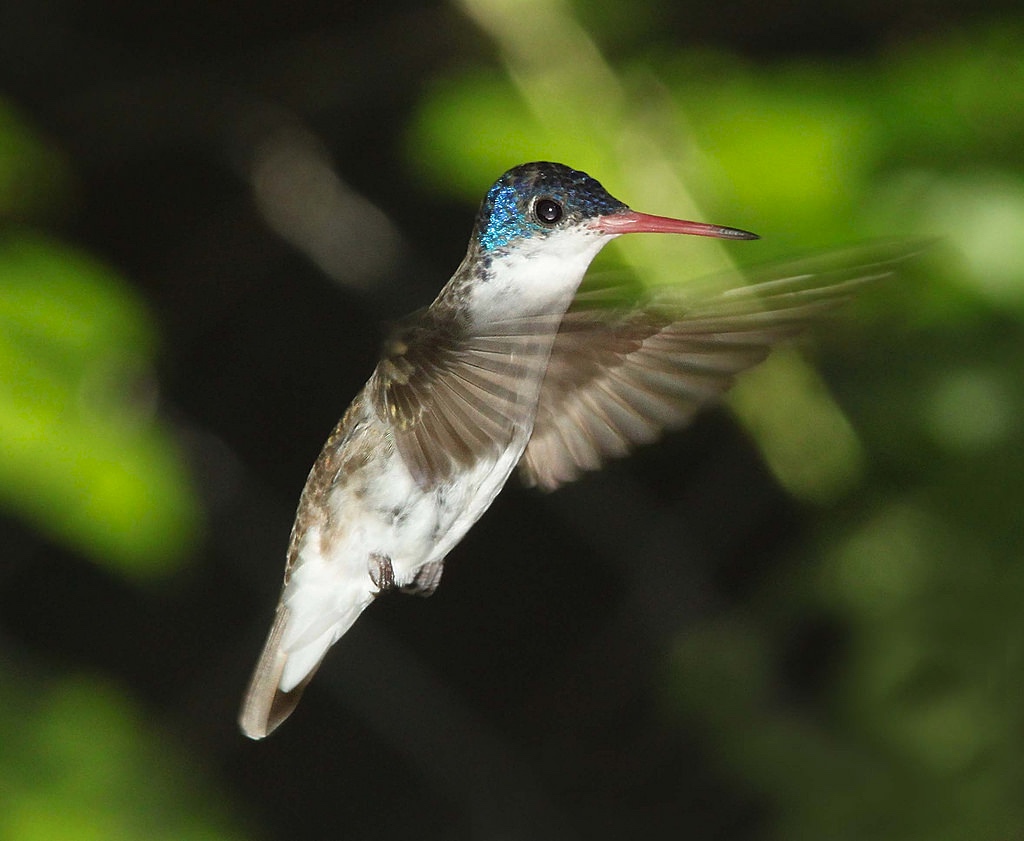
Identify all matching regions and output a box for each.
[0,2,1021,840]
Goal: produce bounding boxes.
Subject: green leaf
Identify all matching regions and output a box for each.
[0,233,200,579]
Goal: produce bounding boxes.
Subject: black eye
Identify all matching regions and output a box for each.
[534,198,563,225]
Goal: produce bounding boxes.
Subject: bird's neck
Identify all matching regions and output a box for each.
[452,237,607,329]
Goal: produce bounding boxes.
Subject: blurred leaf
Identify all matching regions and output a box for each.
[0,668,246,841]
[407,73,540,198]
[0,233,200,578]
[0,97,70,219]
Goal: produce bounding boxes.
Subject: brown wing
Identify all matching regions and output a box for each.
[370,307,558,489]
[519,244,915,491]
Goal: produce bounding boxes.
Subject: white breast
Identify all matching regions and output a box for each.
[467,228,609,326]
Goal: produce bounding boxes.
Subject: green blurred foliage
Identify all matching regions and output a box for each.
[410,4,1024,838]
[0,97,69,219]
[0,100,225,841]
[0,667,245,841]
[0,101,200,579]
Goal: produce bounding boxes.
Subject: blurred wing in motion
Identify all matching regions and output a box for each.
[519,243,919,490]
[372,307,559,489]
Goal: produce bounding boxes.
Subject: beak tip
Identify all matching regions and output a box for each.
[727,228,760,241]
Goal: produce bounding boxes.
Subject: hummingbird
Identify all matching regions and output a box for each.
[240,161,891,739]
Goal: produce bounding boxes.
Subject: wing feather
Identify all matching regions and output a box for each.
[370,308,559,488]
[520,244,918,490]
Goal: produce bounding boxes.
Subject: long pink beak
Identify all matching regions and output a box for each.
[593,210,758,240]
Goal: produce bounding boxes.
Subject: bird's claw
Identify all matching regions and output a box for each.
[368,553,395,593]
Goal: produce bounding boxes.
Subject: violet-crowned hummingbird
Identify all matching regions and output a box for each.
[240,161,892,738]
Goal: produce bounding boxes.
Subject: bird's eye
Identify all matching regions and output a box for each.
[534,198,563,225]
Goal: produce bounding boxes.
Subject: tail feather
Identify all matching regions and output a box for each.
[239,545,381,738]
[238,606,326,739]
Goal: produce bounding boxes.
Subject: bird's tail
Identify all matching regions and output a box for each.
[238,606,326,739]
[238,573,377,739]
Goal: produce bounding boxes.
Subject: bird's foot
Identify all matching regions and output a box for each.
[368,552,395,593]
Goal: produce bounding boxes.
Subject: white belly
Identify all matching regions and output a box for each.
[277,426,527,691]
